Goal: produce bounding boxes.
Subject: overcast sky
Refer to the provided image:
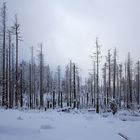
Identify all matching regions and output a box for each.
[1,0,140,77]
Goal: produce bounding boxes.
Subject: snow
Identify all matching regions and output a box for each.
[0,109,140,140]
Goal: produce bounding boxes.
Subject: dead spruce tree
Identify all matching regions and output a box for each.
[94,38,101,113]
[12,14,21,108]
[73,63,76,108]
[1,2,7,107]
[102,63,107,108]
[8,30,12,108]
[113,48,117,100]
[136,61,140,107]
[106,49,111,107]
[39,43,44,108]
[57,65,61,107]
[119,64,123,108]
[127,53,133,109]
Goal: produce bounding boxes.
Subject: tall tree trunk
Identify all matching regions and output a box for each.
[93,61,96,108]
[96,38,100,113]
[33,58,36,108]
[29,63,32,109]
[11,44,15,107]
[12,15,21,108]
[60,91,63,108]
[73,63,76,108]
[127,53,132,108]
[40,44,43,108]
[137,61,139,106]
[5,49,8,108]
[20,64,23,107]
[119,64,122,108]
[107,50,111,106]
[53,91,55,109]
[69,60,72,107]
[8,31,12,108]
[113,48,117,99]
[103,63,107,107]
[2,2,7,107]
[57,65,61,107]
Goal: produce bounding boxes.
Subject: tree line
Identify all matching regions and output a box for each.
[0,3,139,113]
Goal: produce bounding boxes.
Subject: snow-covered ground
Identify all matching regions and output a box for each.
[0,109,140,140]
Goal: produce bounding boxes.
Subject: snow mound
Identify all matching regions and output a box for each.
[17,116,23,120]
[85,115,96,121]
[118,110,140,121]
[57,106,71,112]
[40,124,53,130]
[101,113,110,118]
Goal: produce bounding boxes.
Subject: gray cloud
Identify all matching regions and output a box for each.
[1,0,140,77]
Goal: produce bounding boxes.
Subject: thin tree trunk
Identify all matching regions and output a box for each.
[8,31,12,108]
[73,63,76,108]
[2,3,7,107]
[137,61,140,106]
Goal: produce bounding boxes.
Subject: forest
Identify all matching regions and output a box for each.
[0,2,140,115]
[1,1,140,140]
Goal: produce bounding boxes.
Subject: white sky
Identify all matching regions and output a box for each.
[1,0,140,77]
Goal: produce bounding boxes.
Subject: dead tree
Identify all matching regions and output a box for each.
[28,47,34,109]
[113,48,117,99]
[1,2,7,107]
[95,38,101,113]
[5,48,8,107]
[39,43,43,108]
[20,63,23,107]
[73,63,76,108]
[127,53,132,108]
[29,63,32,109]
[11,44,15,107]
[93,61,96,107]
[8,30,12,108]
[137,61,140,106]
[33,57,36,108]
[57,65,61,107]
[52,91,55,109]
[60,91,63,108]
[69,60,72,107]
[119,64,123,108]
[64,65,70,106]
[102,63,107,107]
[12,14,21,107]
[106,50,111,106]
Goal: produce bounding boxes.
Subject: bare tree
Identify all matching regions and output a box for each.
[57,65,61,107]
[12,14,21,107]
[93,61,96,107]
[20,63,23,107]
[113,48,117,99]
[39,43,44,108]
[11,44,15,107]
[5,48,8,107]
[136,61,140,106]
[119,64,123,108]
[69,60,72,107]
[1,2,7,107]
[107,49,111,105]
[102,63,107,107]
[127,52,132,108]
[73,63,76,108]
[95,38,101,113]
[8,30,12,108]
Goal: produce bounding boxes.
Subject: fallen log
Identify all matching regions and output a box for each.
[118,132,129,140]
